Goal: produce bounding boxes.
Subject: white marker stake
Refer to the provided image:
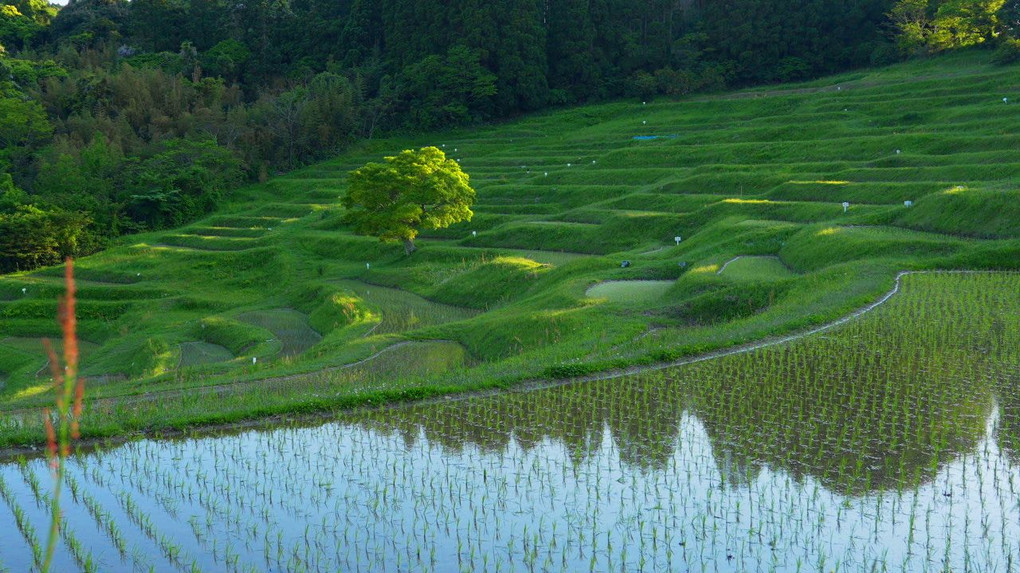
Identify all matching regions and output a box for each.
[842,201,850,213]
[675,236,682,246]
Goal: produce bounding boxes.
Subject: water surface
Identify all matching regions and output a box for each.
[1,273,1018,572]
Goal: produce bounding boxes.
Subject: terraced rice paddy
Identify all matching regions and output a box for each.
[1,53,1020,571]
[1,272,1017,571]
[237,309,322,358]
[177,342,234,368]
[2,55,1019,440]
[331,281,478,336]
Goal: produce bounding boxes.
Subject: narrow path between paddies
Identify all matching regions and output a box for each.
[1,270,1008,457]
[716,255,758,274]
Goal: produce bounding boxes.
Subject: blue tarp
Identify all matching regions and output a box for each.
[633,135,678,141]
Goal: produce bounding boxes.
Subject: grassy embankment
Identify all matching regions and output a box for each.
[1,51,1018,446]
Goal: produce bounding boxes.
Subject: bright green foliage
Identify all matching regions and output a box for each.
[0,88,50,155]
[0,169,96,274]
[889,0,933,54]
[126,138,244,230]
[0,0,55,50]
[0,172,22,207]
[34,135,242,234]
[891,0,1007,53]
[931,0,1006,48]
[0,205,90,273]
[342,146,475,254]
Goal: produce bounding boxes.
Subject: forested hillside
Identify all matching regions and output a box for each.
[1,0,1016,272]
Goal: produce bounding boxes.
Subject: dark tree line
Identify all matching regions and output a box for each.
[2,0,1018,272]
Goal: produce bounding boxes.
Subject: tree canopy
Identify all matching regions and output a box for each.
[890,0,1009,54]
[341,147,474,255]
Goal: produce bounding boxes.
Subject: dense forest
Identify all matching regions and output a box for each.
[1,0,1017,272]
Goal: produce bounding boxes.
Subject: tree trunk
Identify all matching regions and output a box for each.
[403,238,417,255]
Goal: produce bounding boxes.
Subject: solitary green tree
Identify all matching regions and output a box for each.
[341,146,475,255]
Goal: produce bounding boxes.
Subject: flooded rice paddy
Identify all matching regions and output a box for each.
[1,273,1019,572]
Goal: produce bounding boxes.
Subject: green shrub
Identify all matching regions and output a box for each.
[993,39,1020,65]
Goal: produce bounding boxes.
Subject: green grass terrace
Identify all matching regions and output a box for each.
[1,51,1019,447]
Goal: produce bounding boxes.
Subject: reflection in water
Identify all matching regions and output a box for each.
[357,375,686,472]
[997,373,1020,465]
[0,274,1018,571]
[5,395,1014,572]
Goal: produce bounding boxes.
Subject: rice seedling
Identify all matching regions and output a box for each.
[0,470,43,567]
[237,309,322,358]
